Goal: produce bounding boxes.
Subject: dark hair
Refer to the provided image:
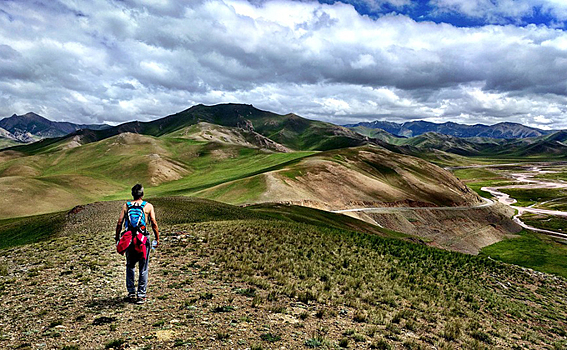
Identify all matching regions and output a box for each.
[131,184,144,200]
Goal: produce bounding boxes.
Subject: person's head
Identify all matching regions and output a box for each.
[131,184,144,200]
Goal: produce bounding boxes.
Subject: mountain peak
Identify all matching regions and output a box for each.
[0,112,110,144]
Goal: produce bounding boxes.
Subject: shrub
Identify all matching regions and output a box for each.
[305,337,323,348]
[217,331,230,340]
[260,333,281,342]
[0,262,8,276]
[370,339,392,349]
[471,330,492,344]
[442,321,461,341]
[353,311,368,323]
[104,339,125,349]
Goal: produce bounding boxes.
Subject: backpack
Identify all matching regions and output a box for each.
[117,201,149,259]
[125,201,147,233]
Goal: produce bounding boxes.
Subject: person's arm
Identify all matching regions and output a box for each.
[148,204,159,245]
[115,204,127,243]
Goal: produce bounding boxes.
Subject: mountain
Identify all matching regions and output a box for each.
[352,125,567,161]
[346,120,556,139]
[0,112,110,142]
[495,130,567,157]
[10,104,368,154]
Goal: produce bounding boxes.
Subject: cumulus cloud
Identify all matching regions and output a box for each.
[0,0,566,129]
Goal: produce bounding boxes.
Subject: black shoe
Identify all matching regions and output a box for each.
[126,294,136,302]
[136,297,146,304]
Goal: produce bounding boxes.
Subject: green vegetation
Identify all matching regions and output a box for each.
[0,132,316,218]
[520,213,567,233]
[481,229,567,278]
[452,167,502,181]
[149,149,312,198]
[534,170,567,181]
[1,197,566,348]
[498,188,567,207]
[0,212,66,250]
[0,138,20,150]
[451,167,513,198]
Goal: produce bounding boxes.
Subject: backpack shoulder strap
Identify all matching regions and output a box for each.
[140,201,147,208]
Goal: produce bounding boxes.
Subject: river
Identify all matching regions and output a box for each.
[479,165,567,240]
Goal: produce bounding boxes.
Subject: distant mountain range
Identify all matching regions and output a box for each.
[3,107,566,161]
[345,120,557,139]
[0,112,109,144]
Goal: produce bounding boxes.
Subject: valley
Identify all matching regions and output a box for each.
[449,162,567,278]
[1,103,567,348]
[454,162,567,237]
[0,104,518,257]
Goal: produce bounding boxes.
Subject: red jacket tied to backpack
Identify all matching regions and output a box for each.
[116,201,149,259]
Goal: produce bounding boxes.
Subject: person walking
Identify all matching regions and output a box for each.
[115,184,159,304]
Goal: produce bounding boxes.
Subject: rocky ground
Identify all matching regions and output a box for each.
[1,199,567,349]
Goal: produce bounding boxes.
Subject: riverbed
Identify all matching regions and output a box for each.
[479,164,567,240]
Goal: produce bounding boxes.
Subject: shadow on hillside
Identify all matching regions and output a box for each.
[87,296,128,310]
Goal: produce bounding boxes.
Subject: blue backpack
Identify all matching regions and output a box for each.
[125,201,147,233]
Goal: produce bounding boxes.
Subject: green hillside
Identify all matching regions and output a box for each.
[0,197,565,349]
[0,132,315,218]
[350,124,567,162]
[0,138,19,150]
[0,124,487,220]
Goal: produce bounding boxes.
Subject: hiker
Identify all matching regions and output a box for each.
[115,184,159,304]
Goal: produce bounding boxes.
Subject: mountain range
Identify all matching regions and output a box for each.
[4,109,566,158]
[0,112,109,144]
[345,120,557,139]
[351,125,567,160]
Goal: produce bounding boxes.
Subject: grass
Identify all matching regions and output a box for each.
[521,213,567,232]
[498,188,567,207]
[193,174,267,204]
[0,138,20,150]
[0,133,316,218]
[1,197,567,348]
[451,168,514,198]
[0,212,66,250]
[481,229,567,278]
[181,217,566,347]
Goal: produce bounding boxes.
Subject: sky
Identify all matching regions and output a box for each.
[1,0,567,129]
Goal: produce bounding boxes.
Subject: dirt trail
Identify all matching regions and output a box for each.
[332,197,494,214]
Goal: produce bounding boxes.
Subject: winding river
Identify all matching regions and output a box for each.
[480,165,567,240]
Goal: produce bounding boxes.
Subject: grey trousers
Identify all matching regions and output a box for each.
[125,245,150,298]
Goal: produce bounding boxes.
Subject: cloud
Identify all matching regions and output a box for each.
[429,0,567,24]
[0,0,566,130]
[431,0,534,23]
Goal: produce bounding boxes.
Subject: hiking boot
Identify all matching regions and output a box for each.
[136,297,146,304]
